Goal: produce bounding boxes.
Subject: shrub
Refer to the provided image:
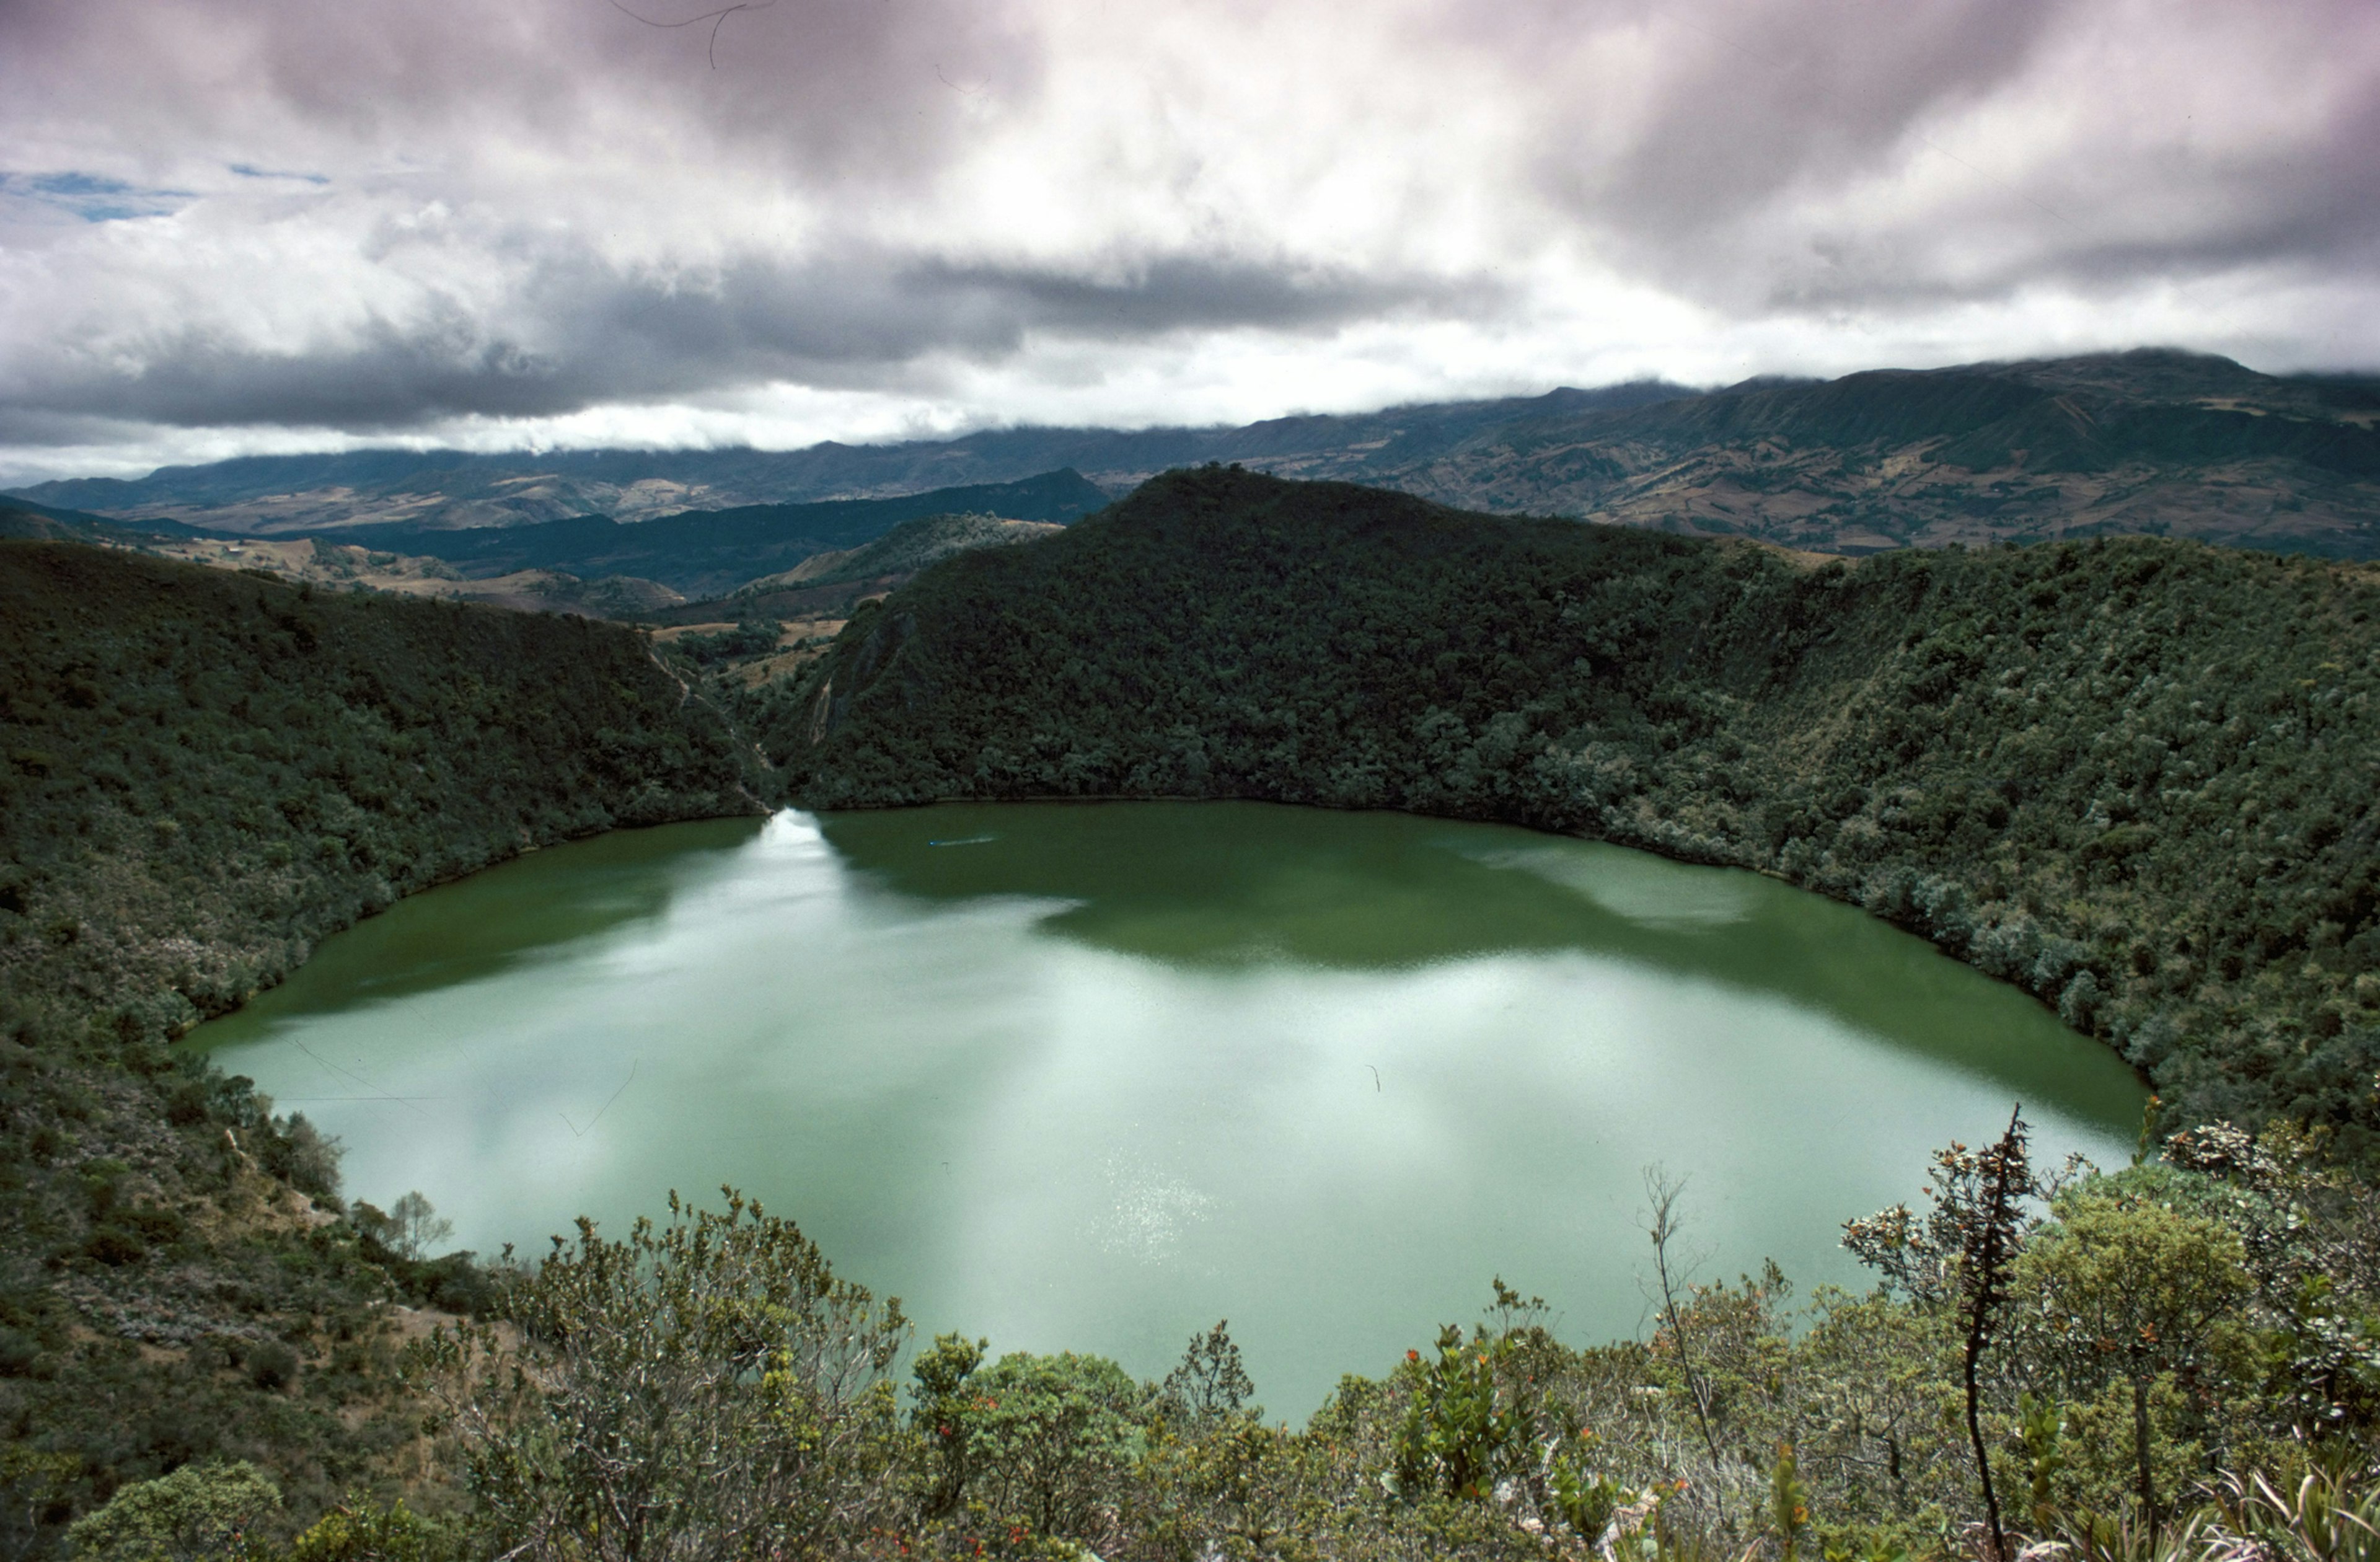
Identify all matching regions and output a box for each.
[246,1340,299,1392]
[64,1460,280,1562]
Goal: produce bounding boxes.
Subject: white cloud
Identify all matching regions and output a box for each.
[1,0,2374,482]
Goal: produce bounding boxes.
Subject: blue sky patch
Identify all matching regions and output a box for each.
[230,163,330,185]
[2,170,193,222]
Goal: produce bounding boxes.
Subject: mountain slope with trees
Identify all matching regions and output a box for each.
[780,466,2380,1154]
[0,540,761,1550]
[1391,350,2380,556]
[4,505,2379,1558]
[2,386,1690,529]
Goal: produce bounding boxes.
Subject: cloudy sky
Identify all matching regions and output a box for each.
[2,0,2376,483]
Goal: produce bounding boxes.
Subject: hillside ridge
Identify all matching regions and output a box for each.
[778,466,2380,1154]
[14,348,2380,555]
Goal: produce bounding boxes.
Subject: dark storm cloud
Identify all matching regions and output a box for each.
[0,245,1485,430]
[1541,0,2063,240]
[576,252,1450,379]
[2,0,2378,467]
[1484,0,2380,312]
[0,0,1042,185]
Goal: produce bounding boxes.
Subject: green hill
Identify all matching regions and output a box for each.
[781,466,2380,1153]
[0,540,762,1547]
[0,542,760,1041]
[315,469,1108,598]
[6,498,2380,1557]
[0,498,204,548]
[1386,350,2380,555]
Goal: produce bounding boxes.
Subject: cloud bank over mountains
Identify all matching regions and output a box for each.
[2,0,2375,482]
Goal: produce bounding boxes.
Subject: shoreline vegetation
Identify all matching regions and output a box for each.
[0,541,762,1554]
[780,467,2380,1158]
[4,467,2379,1558]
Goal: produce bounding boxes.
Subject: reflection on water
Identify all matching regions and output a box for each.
[195,802,2144,1417]
[1476,844,1757,929]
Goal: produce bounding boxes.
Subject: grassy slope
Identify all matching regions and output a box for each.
[782,467,2380,1154]
[0,541,761,1549]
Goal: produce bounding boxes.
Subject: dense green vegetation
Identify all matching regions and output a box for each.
[10,467,2380,1560]
[83,1128,2376,1562]
[0,541,759,1554]
[777,466,2380,1155]
[1,542,760,1041]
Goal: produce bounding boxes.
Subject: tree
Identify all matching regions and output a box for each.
[1846,1106,2043,1560]
[1390,1281,1559,1509]
[1140,1321,1302,1560]
[1790,1287,1962,1527]
[2164,1121,2380,1436]
[65,1460,281,1562]
[1771,1441,1811,1562]
[1644,1168,1725,1473]
[910,1331,987,1520]
[956,1351,1145,1545]
[416,1188,908,1561]
[275,1494,465,1562]
[0,1446,80,1561]
[1158,1319,1257,1433]
[2010,1179,2254,1525]
[384,1191,452,1262]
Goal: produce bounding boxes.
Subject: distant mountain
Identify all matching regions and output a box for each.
[12,350,2380,554]
[1377,349,2380,556]
[743,513,1067,593]
[324,469,1111,598]
[2,382,1693,532]
[0,495,208,546]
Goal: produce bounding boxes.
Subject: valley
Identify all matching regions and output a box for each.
[11,1,2376,1550]
[4,459,2379,1560]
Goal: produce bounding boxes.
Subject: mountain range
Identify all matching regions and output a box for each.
[0,382,1695,531]
[11,348,2380,557]
[1,470,1110,609]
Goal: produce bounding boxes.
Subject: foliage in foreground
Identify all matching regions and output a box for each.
[223,1112,2361,1562]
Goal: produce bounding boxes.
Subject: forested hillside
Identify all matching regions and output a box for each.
[0,541,759,1548]
[1,543,760,1041]
[782,467,2380,1154]
[1390,350,2380,555]
[5,506,2379,1560]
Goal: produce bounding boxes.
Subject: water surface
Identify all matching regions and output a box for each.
[195,803,2144,1415]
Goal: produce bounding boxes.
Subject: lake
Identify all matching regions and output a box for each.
[193,801,2145,1416]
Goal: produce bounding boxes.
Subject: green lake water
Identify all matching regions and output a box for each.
[193,802,2145,1416]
